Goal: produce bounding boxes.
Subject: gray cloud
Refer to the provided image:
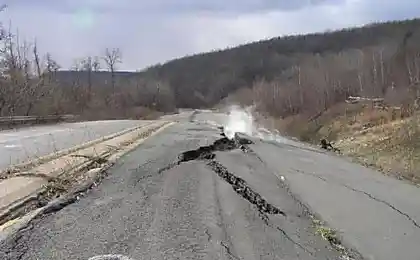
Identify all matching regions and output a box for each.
[8,0,345,14]
[1,0,419,70]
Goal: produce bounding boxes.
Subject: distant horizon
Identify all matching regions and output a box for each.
[3,0,417,71]
[52,15,420,73]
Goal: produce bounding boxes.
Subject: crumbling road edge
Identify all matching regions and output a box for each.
[0,122,176,241]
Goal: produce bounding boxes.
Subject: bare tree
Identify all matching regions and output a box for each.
[45,53,60,73]
[103,48,122,91]
[33,40,41,77]
[81,56,100,101]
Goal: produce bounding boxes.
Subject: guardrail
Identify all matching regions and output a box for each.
[0,115,78,128]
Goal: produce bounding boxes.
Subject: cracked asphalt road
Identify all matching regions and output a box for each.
[0,121,349,260]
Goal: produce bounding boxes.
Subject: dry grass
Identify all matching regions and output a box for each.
[335,113,420,184]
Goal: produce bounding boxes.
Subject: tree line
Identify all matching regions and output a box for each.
[0,12,176,119]
[2,8,420,122]
[139,18,420,119]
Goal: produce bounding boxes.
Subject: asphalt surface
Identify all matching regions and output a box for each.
[0,120,150,170]
[251,139,420,260]
[0,120,348,260]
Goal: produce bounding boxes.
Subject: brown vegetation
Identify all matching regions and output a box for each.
[138,19,420,110]
[0,8,176,120]
[6,11,420,123]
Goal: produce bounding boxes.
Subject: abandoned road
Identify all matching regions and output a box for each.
[1,110,419,260]
[0,120,153,170]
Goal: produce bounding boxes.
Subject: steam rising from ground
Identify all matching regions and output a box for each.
[222,105,297,145]
[223,105,255,139]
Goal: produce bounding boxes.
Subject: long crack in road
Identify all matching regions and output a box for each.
[0,122,359,260]
[176,135,286,217]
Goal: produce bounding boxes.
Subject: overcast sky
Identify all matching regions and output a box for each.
[1,0,419,71]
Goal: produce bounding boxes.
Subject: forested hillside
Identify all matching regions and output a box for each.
[2,16,420,121]
[138,18,420,113]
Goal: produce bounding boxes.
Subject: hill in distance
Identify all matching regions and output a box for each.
[55,18,420,110]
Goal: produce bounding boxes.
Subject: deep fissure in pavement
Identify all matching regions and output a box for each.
[208,160,286,216]
[177,135,252,163]
[176,134,286,217]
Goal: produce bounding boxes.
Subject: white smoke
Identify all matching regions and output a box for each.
[223,105,256,139]
[222,105,299,146]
